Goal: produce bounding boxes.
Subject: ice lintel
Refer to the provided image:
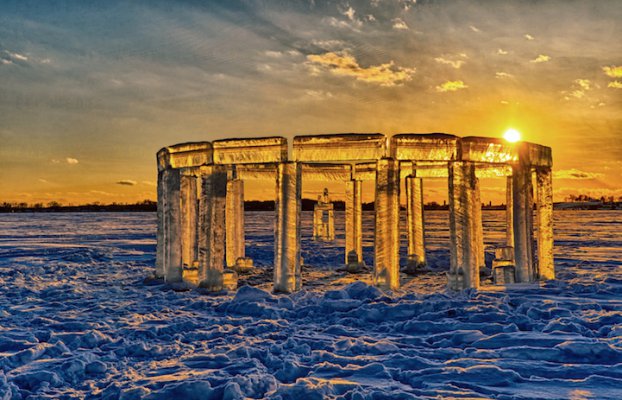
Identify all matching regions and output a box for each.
[293,133,386,162]
[212,137,288,165]
[353,162,377,181]
[157,142,213,171]
[302,163,352,182]
[390,133,459,161]
[236,163,278,180]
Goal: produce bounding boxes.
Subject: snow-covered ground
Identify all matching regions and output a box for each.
[0,210,621,399]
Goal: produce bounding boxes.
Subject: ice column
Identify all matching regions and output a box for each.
[181,174,199,271]
[512,165,534,283]
[405,176,426,270]
[274,162,302,293]
[156,168,167,278]
[345,179,363,270]
[226,179,245,267]
[536,167,554,280]
[474,179,485,270]
[159,168,183,282]
[374,158,400,290]
[506,176,514,247]
[448,161,480,290]
[198,165,227,291]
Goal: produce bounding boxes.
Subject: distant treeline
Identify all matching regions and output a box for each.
[3,199,616,213]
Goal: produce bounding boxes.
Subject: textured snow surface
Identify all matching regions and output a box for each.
[0,211,621,399]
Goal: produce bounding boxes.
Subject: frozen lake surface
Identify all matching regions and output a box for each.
[0,210,621,399]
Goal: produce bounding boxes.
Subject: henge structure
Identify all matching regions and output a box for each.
[156,133,554,293]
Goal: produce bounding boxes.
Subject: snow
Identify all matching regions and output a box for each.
[0,210,621,399]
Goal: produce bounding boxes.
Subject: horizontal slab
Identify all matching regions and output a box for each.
[293,133,386,162]
[157,142,213,171]
[391,133,459,161]
[353,162,377,181]
[213,137,288,164]
[459,137,552,167]
[236,164,278,180]
[302,163,352,182]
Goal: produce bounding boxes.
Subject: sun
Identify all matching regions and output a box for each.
[503,128,521,143]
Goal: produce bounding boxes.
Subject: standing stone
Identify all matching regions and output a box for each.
[226,179,245,267]
[156,168,166,279]
[448,161,480,290]
[161,168,183,283]
[506,176,514,248]
[374,158,400,290]
[405,176,426,271]
[274,162,302,293]
[536,167,554,280]
[473,177,485,270]
[512,165,534,283]
[345,180,363,269]
[181,174,199,271]
[198,165,227,291]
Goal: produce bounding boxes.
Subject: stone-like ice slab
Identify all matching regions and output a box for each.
[293,133,386,162]
[213,137,288,165]
[391,133,458,161]
[157,142,213,171]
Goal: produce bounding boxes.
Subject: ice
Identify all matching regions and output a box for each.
[212,137,288,165]
[373,158,400,290]
[391,133,459,161]
[293,133,386,162]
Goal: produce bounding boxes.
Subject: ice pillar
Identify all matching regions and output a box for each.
[198,165,227,291]
[512,165,534,283]
[226,179,245,267]
[181,174,199,270]
[274,162,302,293]
[448,161,480,290]
[157,168,183,282]
[374,158,400,290]
[474,179,485,270]
[536,167,554,280]
[506,176,514,247]
[405,176,426,269]
[345,180,363,268]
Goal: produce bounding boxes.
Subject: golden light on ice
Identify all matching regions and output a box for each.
[503,128,521,142]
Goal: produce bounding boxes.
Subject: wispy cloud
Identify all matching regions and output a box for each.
[305,90,334,99]
[497,49,508,55]
[141,181,156,187]
[306,51,416,87]
[608,81,622,89]
[1,50,29,65]
[116,180,137,186]
[524,34,535,40]
[469,25,481,33]
[392,18,409,30]
[602,65,622,78]
[553,169,603,180]
[66,158,79,165]
[495,72,514,79]
[436,80,468,92]
[530,54,550,63]
[574,79,591,90]
[434,55,466,69]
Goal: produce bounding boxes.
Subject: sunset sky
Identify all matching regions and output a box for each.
[1,0,620,204]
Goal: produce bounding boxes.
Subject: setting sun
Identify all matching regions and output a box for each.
[503,128,521,143]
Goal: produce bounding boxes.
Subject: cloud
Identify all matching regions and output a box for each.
[497,49,508,55]
[553,169,603,180]
[1,50,29,65]
[574,79,591,90]
[342,6,355,21]
[311,39,347,51]
[141,181,157,187]
[608,81,622,89]
[495,72,514,79]
[530,54,550,63]
[392,18,409,30]
[436,80,468,92]
[66,158,79,164]
[434,56,465,69]
[306,51,416,87]
[524,34,535,40]
[469,25,481,33]
[602,65,622,78]
[305,89,334,99]
[116,180,137,186]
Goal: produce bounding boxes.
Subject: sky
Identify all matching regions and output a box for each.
[0,0,621,205]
